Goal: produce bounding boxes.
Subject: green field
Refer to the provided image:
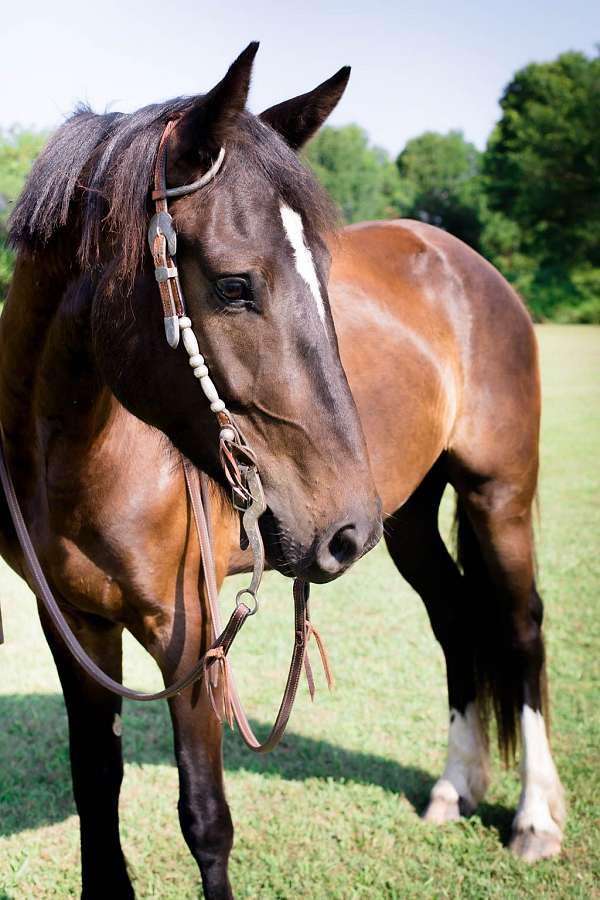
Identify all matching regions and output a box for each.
[0,325,598,898]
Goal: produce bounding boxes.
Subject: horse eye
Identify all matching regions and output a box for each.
[214,276,252,306]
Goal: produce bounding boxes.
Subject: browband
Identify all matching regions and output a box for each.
[151,146,225,201]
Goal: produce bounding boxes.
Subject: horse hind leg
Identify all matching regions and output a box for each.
[454,478,566,861]
[384,460,490,823]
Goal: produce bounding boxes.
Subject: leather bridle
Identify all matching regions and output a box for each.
[0,118,332,753]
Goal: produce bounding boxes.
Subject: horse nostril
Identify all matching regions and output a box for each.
[328,524,359,566]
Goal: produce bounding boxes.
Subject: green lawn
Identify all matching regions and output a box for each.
[0,325,598,899]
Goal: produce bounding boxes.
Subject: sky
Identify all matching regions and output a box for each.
[2,0,598,155]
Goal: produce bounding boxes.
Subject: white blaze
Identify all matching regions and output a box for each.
[279,201,327,325]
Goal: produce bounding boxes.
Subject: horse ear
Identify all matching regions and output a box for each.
[259,67,351,150]
[172,42,259,161]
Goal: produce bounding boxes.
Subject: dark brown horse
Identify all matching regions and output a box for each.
[0,43,563,899]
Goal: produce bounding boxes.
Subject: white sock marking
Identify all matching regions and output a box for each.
[429,704,489,811]
[514,705,565,836]
[279,202,326,325]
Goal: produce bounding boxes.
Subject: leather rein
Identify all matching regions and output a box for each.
[0,118,332,753]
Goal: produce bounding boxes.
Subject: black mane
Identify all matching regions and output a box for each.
[9,98,337,287]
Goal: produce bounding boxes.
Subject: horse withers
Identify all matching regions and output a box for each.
[0,44,381,898]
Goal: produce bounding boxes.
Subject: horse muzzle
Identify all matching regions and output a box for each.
[260,501,383,584]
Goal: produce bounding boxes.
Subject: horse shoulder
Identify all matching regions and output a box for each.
[34,410,189,629]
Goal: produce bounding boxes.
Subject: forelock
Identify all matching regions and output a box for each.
[9,101,338,291]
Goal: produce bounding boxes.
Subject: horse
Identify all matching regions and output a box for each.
[0,41,564,898]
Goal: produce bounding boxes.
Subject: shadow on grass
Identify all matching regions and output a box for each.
[0,693,513,844]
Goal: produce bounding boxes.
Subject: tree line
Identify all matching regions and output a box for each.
[1,49,598,321]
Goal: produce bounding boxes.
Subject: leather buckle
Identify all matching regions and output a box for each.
[147,211,177,256]
[155,265,178,283]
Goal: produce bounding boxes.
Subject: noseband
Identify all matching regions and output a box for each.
[0,119,332,754]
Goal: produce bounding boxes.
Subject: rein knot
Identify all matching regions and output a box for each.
[204,647,234,730]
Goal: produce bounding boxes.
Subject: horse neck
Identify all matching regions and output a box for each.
[0,248,115,499]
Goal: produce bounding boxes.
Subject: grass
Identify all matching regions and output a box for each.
[0,324,598,898]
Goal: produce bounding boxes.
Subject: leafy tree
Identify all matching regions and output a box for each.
[396,130,484,248]
[0,128,47,225]
[484,50,600,267]
[304,125,410,223]
[1,63,598,323]
[0,128,47,300]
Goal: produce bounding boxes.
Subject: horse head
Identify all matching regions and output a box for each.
[92,44,382,582]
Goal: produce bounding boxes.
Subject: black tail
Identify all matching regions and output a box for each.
[454,497,546,763]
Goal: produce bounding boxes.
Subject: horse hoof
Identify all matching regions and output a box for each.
[509,825,562,862]
[422,776,477,824]
[422,795,464,823]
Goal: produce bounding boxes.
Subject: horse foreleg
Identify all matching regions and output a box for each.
[140,492,236,899]
[148,597,233,900]
[38,604,133,899]
[167,685,234,900]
